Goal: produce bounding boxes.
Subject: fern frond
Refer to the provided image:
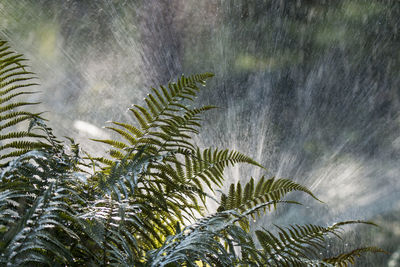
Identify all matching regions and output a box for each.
[0,131,45,141]
[0,40,48,167]
[0,83,39,97]
[0,148,87,266]
[0,140,50,150]
[0,111,43,122]
[219,176,321,215]
[323,247,387,266]
[251,221,381,266]
[186,148,263,190]
[90,138,129,150]
[92,73,215,164]
[147,211,241,267]
[110,121,144,137]
[0,101,40,113]
[0,90,38,105]
[0,69,34,81]
[90,156,116,166]
[0,116,34,133]
[78,198,143,265]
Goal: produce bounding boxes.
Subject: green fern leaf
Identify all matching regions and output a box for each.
[111,121,144,137]
[219,176,321,214]
[130,108,150,129]
[0,40,48,167]
[323,247,387,266]
[0,131,45,141]
[90,139,129,150]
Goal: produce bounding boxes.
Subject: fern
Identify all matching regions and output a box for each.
[0,40,47,167]
[219,176,321,213]
[147,210,250,267]
[89,75,266,249]
[78,198,144,266]
[0,149,83,265]
[0,39,384,266]
[93,73,215,160]
[323,247,388,266]
[250,221,380,266]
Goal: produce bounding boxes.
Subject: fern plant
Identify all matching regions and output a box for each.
[0,40,51,167]
[0,39,386,266]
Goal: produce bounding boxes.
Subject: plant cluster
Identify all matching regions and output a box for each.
[0,40,384,266]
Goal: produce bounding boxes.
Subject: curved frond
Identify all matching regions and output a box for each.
[251,221,381,266]
[185,148,263,191]
[0,40,47,167]
[0,148,86,266]
[218,176,321,215]
[147,210,248,267]
[92,73,215,162]
[323,247,387,266]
